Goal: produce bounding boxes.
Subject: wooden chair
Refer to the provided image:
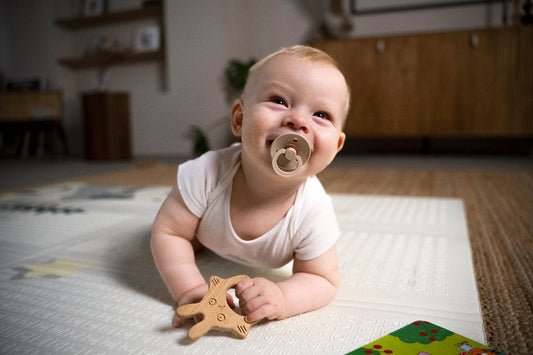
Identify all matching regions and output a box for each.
[0,91,69,158]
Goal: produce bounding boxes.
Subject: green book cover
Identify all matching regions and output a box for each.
[347,321,504,355]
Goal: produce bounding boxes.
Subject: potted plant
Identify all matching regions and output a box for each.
[190,58,256,156]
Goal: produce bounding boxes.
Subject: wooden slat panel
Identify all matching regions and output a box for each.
[315,27,533,137]
[514,27,533,134]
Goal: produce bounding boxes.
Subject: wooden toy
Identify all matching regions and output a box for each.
[270,133,311,177]
[176,275,252,340]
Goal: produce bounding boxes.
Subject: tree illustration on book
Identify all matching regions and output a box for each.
[346,321,505,355]
[390,321,453,344]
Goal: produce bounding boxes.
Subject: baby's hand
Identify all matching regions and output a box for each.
[173,283,207,327]
[235,277,285,323]
[173,283,236,327]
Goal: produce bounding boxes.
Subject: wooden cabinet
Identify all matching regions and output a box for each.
[55,3,164,69]
[314,26,533,138]
[83,92,131,160]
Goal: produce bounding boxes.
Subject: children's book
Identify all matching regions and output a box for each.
[346,320,504,355]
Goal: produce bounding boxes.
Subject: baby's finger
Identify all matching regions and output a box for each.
[235,278,254,298]
[173,315,184,328]
[174,313,203,328]
[239,293,264,314]
[237,283,263,305]
[226,293,236,309]
[244,303,274,323]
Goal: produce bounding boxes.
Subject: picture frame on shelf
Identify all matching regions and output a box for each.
[135,26,160,52]
[83,0,107,17]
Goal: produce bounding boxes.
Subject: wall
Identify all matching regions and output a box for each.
[0,0,516,158]
[133,0,318,157]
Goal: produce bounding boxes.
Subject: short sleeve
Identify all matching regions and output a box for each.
[291,179,339,261]
[177,150,219,218]
[177,145,241,218]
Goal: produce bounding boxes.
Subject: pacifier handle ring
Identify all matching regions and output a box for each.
[272,148,303,178]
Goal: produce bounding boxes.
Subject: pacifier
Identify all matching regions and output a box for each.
[270,133,311,178]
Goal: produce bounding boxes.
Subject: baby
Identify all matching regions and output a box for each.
[151,45,350,327]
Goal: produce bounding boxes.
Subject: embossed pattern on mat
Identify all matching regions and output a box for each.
[0,183,482,354]
[78,161,533,354]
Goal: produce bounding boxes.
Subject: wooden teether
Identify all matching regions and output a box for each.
[176,275,252,340]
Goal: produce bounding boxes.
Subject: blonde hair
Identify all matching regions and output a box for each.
[243,45,351,123]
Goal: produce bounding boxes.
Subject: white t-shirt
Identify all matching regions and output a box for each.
[177,144,339,269]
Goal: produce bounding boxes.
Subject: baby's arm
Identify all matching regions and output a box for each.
[151,186,207,311]
[236,244,339,323]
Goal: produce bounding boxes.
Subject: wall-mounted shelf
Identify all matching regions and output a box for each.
[56,3,165,70]
[55,3,163,30]
[58,50,164,69]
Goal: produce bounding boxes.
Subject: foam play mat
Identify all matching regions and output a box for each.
[0,183,484,353]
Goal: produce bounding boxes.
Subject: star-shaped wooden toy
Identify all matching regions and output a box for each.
[176,275,253,340]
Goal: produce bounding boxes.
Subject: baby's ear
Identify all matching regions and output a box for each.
[336,132,346,152]
[231,100,244,136]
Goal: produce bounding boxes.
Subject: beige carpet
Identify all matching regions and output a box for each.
[77,161,533,354]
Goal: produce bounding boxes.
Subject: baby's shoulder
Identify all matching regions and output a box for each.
[177,145,241,215]
[182,144,241,179]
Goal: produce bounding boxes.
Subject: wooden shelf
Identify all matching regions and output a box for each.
[55,3,165,70]
[58,50,164,69]
[55,3,163,30]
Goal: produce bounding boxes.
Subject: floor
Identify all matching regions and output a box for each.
[1,154,531,192]
[0,154,531,353]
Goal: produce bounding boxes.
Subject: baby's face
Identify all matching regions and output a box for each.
[233,54,348,180]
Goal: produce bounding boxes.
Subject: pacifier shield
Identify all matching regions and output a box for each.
[270,133,311,177]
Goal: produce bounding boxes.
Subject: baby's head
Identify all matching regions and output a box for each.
[242,45,351,126]
[232,45,350,178]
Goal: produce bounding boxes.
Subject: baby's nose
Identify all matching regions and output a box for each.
[283,115,309,133]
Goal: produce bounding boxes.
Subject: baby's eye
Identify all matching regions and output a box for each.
[313,111,329,120]
[270,96,287,106]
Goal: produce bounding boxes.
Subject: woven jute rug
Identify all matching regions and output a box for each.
[80,161,533,354]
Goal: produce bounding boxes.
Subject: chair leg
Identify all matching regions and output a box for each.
[48,128,56,158]
[57,124,69,157]
[45,123,69,158]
